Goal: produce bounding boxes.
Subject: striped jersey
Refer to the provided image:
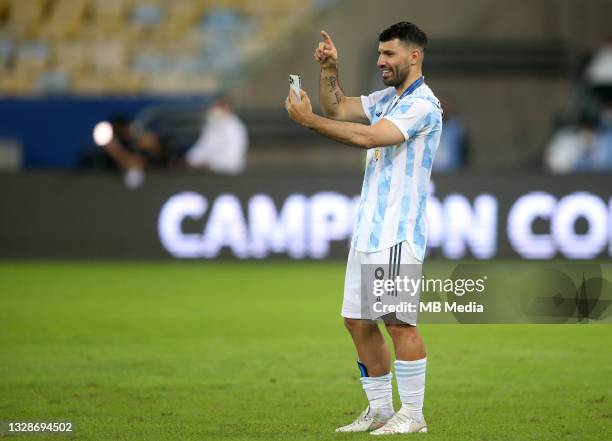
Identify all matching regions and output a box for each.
[352,81,443,261]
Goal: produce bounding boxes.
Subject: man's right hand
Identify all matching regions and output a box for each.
[314,30,338,69]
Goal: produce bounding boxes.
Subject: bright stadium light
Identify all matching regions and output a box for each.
[93,121,113,146]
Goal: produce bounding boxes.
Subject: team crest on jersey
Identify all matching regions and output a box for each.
[374,148,381,161]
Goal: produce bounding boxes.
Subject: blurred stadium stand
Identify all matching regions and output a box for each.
[0,0,326,95]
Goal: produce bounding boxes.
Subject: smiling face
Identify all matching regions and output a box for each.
[377,38,421,88]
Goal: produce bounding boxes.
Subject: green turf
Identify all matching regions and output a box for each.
[0,262,611,440]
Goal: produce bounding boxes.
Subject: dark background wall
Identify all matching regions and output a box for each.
[1,172,609,260]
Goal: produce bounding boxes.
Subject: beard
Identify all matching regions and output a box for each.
[382,66,409,88]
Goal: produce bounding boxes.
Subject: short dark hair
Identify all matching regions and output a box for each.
[379,22,427,49]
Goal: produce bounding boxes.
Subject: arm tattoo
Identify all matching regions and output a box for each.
[327,75,337,91]
[326,75,344,105]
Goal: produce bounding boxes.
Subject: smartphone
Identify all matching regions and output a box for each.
[289,74,301,102]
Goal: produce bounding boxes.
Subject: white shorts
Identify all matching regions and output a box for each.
[342,241,422,324]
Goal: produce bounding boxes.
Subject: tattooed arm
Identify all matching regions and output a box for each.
[315,31,369,124]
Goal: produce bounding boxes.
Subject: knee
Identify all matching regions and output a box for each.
[385,323,418,342]
[343,317,377,337]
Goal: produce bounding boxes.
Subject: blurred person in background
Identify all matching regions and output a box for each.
[184,96,248,174]
[545,41,612,173]
[83,115,169,188]
[544,112,604,173]
[433,99,468,172]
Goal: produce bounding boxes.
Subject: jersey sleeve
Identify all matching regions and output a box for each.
[383,98,435,141]
[360,88,393,123]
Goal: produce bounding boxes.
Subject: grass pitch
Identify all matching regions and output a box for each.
[0,261,611,440]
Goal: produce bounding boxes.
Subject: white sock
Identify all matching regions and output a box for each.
[360,372,394,416]
[394,358,426,421]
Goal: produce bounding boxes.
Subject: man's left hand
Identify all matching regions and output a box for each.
[285,89,313,126]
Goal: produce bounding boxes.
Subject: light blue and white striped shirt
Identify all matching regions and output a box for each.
[352,81,442,261]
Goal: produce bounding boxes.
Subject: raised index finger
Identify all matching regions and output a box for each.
[321,30,334,46]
